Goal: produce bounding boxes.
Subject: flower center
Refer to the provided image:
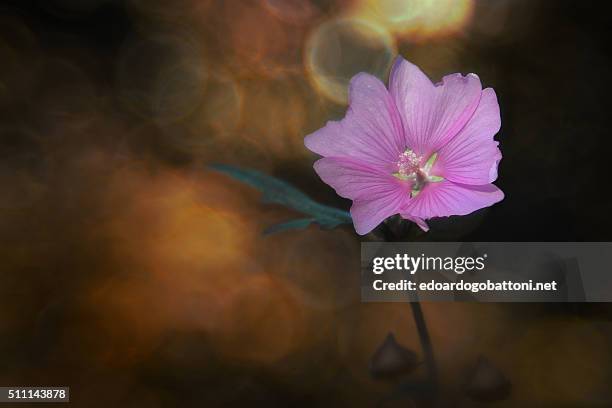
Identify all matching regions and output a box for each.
[396,149,421,178]
[393,149,444,197]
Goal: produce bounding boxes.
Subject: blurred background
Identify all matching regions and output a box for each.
[1,0,612,406]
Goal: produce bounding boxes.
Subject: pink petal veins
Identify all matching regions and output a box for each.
[305,73,405,170]
[389,56,482,156]
[433,88,502,185]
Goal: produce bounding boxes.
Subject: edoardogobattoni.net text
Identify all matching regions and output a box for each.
[373,279,558,293]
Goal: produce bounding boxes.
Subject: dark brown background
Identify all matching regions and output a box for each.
[1,0,611,406]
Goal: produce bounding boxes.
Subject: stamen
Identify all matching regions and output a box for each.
[393,149,421,180]
[393,149,444,195]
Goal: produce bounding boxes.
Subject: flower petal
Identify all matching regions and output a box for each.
[305,73,404,169]
[402,181,504,219]
[389,56,482,156]
[313,157,410,234]
[433,88,502,185]
[351,198,402,236]
[402,214,430,232]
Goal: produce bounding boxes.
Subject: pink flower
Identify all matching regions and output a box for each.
[304,56,504,235]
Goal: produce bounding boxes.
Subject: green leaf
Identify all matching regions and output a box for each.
[210,164,352,233]
[263,218,314,235]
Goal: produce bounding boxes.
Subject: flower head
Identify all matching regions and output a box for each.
[304,56,503,235]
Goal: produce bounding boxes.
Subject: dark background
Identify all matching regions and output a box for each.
[1,0,612,407]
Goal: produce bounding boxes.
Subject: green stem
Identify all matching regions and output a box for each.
[409,300,437,386]
[377,219,438,394]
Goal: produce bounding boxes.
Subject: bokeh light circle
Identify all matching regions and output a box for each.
[263,0,322,25]
[350,0,474,41]
[196,72,244,139]
[116,34,207,124]
[305,18,396,105]
[272,228,359,310]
